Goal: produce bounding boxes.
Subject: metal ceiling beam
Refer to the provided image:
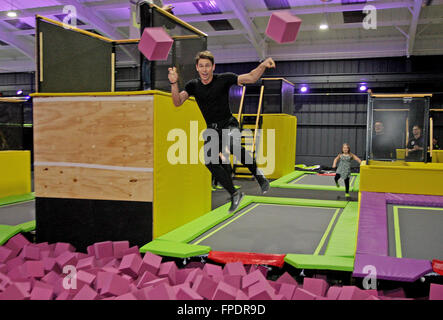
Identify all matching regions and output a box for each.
[0,21,34,60]
[407,0,423,57]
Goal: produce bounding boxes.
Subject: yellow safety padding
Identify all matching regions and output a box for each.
[0,151,31,199]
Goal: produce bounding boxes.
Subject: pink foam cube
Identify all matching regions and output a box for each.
[0,264,6,274]
[115,292,137,300]
[382,288,406,298]
[242,269,268,290]
[265,11,302,44]
[55,251,77,269]
[203,263,223,279]
[42,257,58,273]
[175,269,193,285]
[141,277,169,289]
[192,274,218,300]
[223,275,242,289]
[72,285,98,300]
[113,241,130,259]
[326,286,342,300]
[236,290,250,300]
[0,283,30,300]
[365,295,381,300]
[55,291,73,300]
[303,277,329,297]
[93,241,114,259]
[5,233,30,252]
[53,242,75,257]
[41,271,60,285]
[119,253,143,278]
[76,256,96,270]
[30,281,54,300]
[274,294,287,300]
[278,283,297,300]
[224,262,247,277]
[212,281,238,300]
[176,285,204,300]
[0,273,11,291]
[0,246,15,263]
[248,282,275,300]
[6,256,23,272]
[145,283,176,300]
[141,251,162,275]
[100,273,131,297]
[123,246,140,256]
[158,261,177,284]
[275,272,298,286]
[430,283,443,300]
[35,242,49,251]
[77,270,96,287]
[292,288,317,300]
[21,260,45,278]
[339,286,371,300]
[138,27,173,61]
[184,268,204,285]
[20,245,41,261]
[135,270,158,288]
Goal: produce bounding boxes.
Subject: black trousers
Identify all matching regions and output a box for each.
[204,117,258,195]
[334,174,350,193]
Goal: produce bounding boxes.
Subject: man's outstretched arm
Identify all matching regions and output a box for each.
[237,58,276,85]
[168,67,189,107]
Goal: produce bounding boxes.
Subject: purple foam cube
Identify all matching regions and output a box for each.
[135,270,158,289]
[430,283,443,300]
[0,246,15,264]
[114,292,137,300]
[0,264,6,274]
[138,27,174,61]
[176,285,204,300]
[21,260,45,279]
[242,270,268,290]
[223,275,242,289]
[192,274,218,300]
[292,288,317,300]
[145,283,176,300]
[223,262,247,277]
[248,282,275,300]
[119,253,143,278]
[338,286,371,300]
[113,241,130,259]
[158,261,178,284]
[0,283,30,300]
[77,270,96,287]
[87,245,95,257]
[41,271,59,285]
[141,251,162,275]
[72,285,99,300]
[93,241,114,260]
[175,269,193,285]
[55,251,77,269]
[42,257,58,273]
[274,294,287,300]
[76,256,96,270]
[35,242,50,251]
[0,272,11,291]
[203,263,223,279]
[275,272,298,286]
[265,11,302,44]
[5,233,30,252]
[100,273,131,297]
[184,268,204,285]
[6,256,24,272]
[141,277,169,289]
[55,291,73,300]
[326,286,342,300]
[268,281,282,293]
[303,277,329,297]
[236,290,250,300]
[123,246,140,257]
[30,281,54,300]
[53,243,75,257]
[212,281,238,300]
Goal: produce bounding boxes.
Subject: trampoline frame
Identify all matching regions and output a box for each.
[0,197,36,245]
[141,195,359,272]
[270,171,360,192]
[354,191,443,282]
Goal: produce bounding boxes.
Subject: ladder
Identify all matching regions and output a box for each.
[232,84,265,178]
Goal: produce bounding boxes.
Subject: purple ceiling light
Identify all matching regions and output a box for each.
[193,0,222,15]
[300,85,309,93]
[264,0,290,10]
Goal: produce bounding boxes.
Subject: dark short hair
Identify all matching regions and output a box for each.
[195,51,214,65]
[413,124,421,130]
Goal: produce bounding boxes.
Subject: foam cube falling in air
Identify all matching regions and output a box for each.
[265,11,302,44]
[138,27,174,61]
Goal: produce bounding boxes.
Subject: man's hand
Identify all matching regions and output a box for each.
[261,57,276,69]
[168,67,178,84]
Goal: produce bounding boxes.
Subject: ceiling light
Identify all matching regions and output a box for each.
[7,11,17,18]
[319,24,329,30]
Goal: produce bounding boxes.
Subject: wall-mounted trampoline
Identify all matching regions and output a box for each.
[353,192,443,282]
[141,196,359,272]
[270,171,360,192]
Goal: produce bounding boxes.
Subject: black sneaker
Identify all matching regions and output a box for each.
[229,191,244,213]
[255,170,270,194]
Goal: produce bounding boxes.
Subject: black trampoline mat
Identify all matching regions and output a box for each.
[0,201,35,226]
[387,204,443,260]
[192,203,341,255]
[291,174,355,187]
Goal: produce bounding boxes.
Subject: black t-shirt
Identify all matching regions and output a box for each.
[184,73,238,125]
[407,135,424,160]
[372,133,396,159]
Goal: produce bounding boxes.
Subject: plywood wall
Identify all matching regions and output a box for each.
[33,95,154,202]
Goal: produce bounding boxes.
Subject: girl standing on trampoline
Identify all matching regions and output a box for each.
[332,143,361,198]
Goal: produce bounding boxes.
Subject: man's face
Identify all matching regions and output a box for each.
[196,58,215,82]
[374,122,384,134]
[413,126,421,137]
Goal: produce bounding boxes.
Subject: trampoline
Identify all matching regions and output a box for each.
[270,171,360,192]
[141,196,359,272]
[353,192,443,282]
[0,199,35,245]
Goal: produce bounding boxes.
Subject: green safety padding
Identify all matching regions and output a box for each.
[351,174,360,192]
[17,220,36,233]
[245,195,347,208]
[284,254,355,272]
[140,239,211,258]
[324,202,359,258]
[0,224,21,246]
[0,192,35,207]
[270,170,305,187]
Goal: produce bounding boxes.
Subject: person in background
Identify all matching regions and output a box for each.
[332,143,362,198]
[371,120,396,160]
[407,125,424,161]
